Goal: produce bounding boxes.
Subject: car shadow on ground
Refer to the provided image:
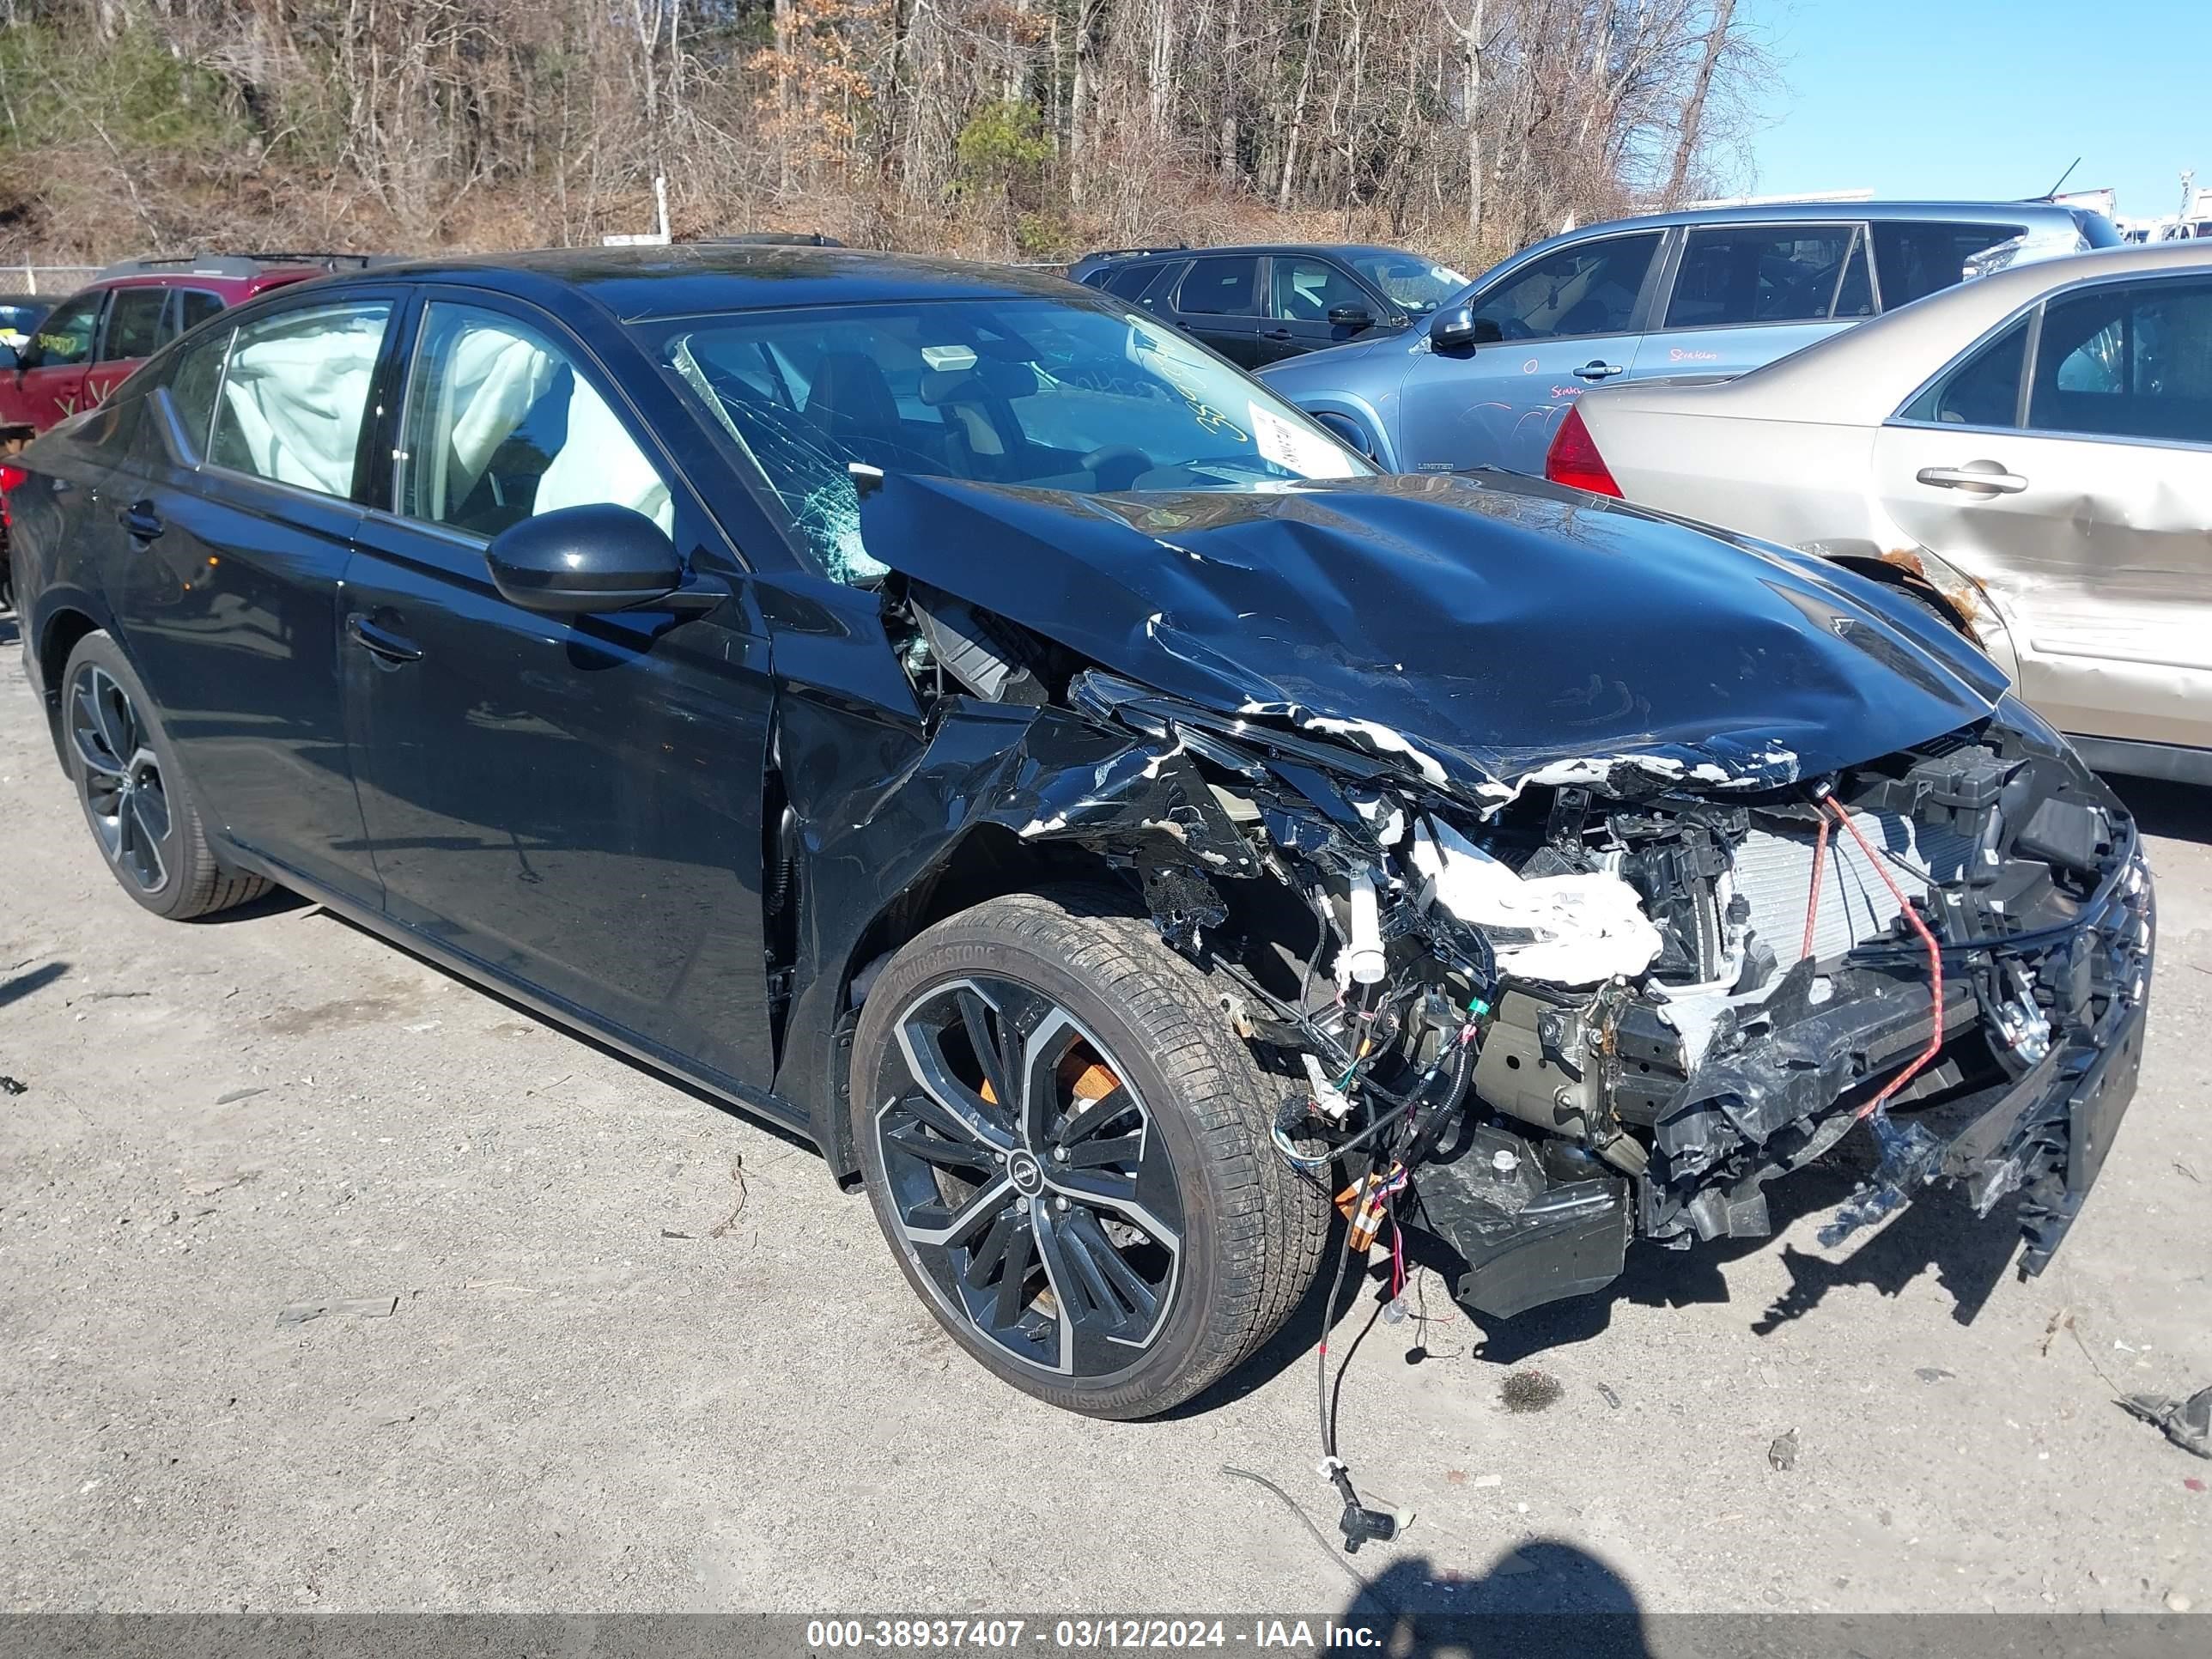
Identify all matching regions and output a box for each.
[1382,1145,2023,1370]
[1342,1548,1651,1655]
[0,613,19,647]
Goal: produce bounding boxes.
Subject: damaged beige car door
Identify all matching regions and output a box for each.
[1873,270,2212,753]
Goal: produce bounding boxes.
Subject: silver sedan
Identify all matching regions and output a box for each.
[1554,241,2212,785]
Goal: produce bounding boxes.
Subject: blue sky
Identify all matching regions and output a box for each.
[1741,1,2211,221]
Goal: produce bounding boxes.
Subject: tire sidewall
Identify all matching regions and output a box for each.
[60,631,199,919]
[851,906,1243,1418]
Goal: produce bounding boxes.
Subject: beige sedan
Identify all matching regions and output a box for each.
[1552,241,2212,784]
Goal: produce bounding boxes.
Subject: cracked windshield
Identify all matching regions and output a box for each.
[641,298,1370,580]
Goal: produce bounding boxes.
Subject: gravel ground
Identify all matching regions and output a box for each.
[2,628,2207,1619]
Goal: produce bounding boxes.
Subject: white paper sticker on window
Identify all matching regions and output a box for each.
[1249,401,1359,479]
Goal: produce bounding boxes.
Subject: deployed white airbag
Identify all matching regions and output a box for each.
[1411,816,1662,987]
[537,376,674,534]
[429,318,674,536]
[218,311,386,496]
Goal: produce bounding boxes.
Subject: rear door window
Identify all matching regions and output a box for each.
[2028,278,2212,446]
[209,301,392,497]
[1871,221,2026,308]
[1900,315,2028,428]
[100,289,169,362]
[1176,256,1261,316]
[175,290,225,335]
[1662,225,1859,328]
[1468,233,1661,342]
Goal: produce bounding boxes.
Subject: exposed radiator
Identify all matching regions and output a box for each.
[1732,811,1975,967]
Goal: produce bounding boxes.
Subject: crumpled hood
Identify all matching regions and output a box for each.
[858,470,2008,799]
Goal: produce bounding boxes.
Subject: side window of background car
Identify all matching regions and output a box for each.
[1899,315,2028,429]
[399,301,674,540]
[1870,222,2025,308]
[1662,225,1863,328]
[208,301,392,497]
[1268,258,1371,321]
[1101,264,1160,301]
[1177,256,1261,316]
[30,293,102,366]
[2028,279,2212,447]
[100,289,168,362]
[175,290,225,337]
[1468,233,1660,343]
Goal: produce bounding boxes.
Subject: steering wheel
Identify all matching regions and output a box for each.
[1080,445,1152,490]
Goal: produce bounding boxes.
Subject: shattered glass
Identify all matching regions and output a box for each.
[639,297,1371,580]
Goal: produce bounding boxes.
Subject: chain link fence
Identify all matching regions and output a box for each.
[4,265,101,295]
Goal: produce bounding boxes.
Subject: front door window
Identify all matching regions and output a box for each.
[399,302,673,538]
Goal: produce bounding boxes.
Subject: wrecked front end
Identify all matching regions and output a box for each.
[1024,681,2152,1322]
[850,472,2154,1325]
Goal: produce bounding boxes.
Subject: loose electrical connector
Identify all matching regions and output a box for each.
[1335,1162,1407,1252]
[1320,1456,1413,1553]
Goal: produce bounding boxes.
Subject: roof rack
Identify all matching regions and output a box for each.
[94,252,393,281]
[694,232,846,247]
[1083,245,1189,261]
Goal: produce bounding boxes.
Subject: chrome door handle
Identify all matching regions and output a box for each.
[1916,465,2027,494]
[1573,361,1626,381]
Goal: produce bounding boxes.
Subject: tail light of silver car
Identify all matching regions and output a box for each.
[1543,405,1623,498]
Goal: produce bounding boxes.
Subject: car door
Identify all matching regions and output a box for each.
[6,289,104,431]
[84,287,223,408]
[1169,254,1266,368]
[1396,229,1665,475]
[102,292,395,908]
[342,291,779,1088]
[82,284,170,410]
[1632,222,1872,381]
[1259,254,1392,363]
[1872,272,2212,749]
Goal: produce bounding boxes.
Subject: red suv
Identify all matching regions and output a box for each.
[0,253,379,445]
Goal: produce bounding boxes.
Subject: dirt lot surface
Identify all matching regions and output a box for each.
[3,629,2208,1619]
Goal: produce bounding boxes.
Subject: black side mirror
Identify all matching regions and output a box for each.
[484,503,684,614]
[1326,305,1375,330]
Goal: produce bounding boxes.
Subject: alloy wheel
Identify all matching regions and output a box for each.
[873,977,1184,1379]
[69,664,173,894]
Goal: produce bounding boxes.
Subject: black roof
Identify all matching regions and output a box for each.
[364,245,1081,322]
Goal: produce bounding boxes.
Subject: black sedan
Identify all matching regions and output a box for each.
[6,246,2152,1426]
[1068,242,1470,368]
